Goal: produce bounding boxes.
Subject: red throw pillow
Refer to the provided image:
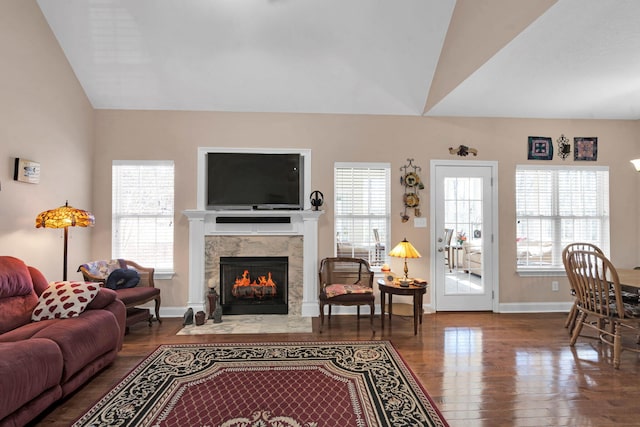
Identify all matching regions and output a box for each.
[31,281,99,321]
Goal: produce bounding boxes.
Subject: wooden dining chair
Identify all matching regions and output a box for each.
[562,242,604,334]
[566,250,640,368]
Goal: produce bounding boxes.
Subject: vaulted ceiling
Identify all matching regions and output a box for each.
[36,0,640,119]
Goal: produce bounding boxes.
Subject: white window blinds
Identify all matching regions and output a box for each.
[334,163,390,267]
[112,161,175,272]
[515,166,609,270]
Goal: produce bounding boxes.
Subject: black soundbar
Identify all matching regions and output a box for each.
[216,216,291,224]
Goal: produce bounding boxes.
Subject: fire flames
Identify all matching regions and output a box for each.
[231,269,277,299]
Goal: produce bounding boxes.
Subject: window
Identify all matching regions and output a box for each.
[112,161,175,274]
[515,165,609,272]
[334,163,390,268]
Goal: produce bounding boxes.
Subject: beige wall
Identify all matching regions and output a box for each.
[3,1,639,312]
[0,0,94,281]
[92,111,640,309]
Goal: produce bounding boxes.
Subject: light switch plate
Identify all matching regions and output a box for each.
[414,217,427,228]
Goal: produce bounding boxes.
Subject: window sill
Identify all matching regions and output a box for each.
[154,271,175,280]
[517,268,565,277]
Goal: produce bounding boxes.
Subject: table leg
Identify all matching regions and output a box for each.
[388,294,393,325]
[413,294,418,335]
[380,290,386,330]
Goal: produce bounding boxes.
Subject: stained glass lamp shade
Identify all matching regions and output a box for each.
[36,201,94,280]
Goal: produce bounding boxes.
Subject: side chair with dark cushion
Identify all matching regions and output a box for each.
[78,259,161,330]
[318,257,375,332]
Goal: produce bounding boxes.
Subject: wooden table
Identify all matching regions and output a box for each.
[616,269,640,290]
[377,279,427,335]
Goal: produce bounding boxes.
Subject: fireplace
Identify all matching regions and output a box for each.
[220,256,288,315]
[184,209,322,317]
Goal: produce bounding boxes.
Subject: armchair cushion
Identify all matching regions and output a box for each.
[324,283,373,298]
[31,281,99,321]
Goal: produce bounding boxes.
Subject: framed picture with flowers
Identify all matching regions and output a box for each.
[527,136,553,160]
[574,137,598,161]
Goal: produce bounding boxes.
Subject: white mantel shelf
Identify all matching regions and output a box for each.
[183,209,324,317]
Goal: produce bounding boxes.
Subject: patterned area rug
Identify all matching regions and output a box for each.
[74,341,448,427]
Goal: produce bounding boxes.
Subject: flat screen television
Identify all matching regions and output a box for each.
[206,152,303,210]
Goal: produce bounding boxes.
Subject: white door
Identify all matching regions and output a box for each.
[431,161,498,311]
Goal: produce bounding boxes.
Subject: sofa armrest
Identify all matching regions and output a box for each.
[86,288,118,310]
[76,294,125,351]
[103,298,126,350]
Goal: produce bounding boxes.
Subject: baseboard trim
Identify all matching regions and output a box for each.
[158,302,572,318]
[497,302,572,313]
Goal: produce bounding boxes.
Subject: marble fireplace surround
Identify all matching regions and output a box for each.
[183,210,323,317]
[206,235,302,314]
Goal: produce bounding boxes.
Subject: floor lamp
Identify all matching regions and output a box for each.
[35,201,95,281]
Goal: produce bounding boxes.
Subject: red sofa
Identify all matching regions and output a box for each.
[0,256,126,427]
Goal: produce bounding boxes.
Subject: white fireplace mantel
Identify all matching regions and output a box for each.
[183,209,323,317]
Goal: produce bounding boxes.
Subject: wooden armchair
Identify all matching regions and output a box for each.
[318,257,375,332]
[77,259,161,330]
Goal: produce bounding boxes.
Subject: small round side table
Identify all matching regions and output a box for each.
[377,279,427,335]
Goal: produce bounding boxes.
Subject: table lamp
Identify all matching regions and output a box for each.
[388,238,421,285]
[35,201,95,280]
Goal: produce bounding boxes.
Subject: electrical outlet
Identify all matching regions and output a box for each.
[552,281,559,292]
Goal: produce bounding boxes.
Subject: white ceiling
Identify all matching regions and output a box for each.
[36,0,640,119]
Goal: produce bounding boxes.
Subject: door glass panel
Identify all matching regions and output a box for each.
[443,177,484,295]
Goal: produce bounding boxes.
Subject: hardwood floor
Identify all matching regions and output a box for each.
[32,312,640,426]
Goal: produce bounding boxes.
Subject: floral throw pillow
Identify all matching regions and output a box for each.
[31,281,100,321]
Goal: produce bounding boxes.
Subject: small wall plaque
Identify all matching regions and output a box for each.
[527,136,553,160]
[574,137,598,161]
[13,158,40,184]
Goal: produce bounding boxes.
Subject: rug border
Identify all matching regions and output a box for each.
[386,340,449,426]
[73,340,448,427]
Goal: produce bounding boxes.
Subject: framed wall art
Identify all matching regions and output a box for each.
[574,137,598,161]
[13,158,40,184]
[527,136,553,160]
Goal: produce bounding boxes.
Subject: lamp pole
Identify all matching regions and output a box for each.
[63,226,69,281]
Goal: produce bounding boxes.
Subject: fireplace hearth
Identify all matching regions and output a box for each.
[220,256,288,315]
